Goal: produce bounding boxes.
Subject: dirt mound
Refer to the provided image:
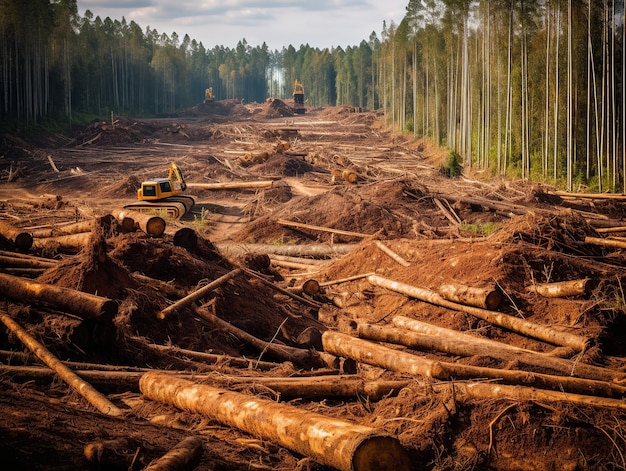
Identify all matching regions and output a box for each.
[260,98,294,118]
[253,153,319,177]
[73,119,159,146]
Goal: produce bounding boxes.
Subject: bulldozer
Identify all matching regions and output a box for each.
[124,162,195,219]
[204,87,214,103]
[293,80,305,114]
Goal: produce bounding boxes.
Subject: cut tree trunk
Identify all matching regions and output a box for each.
[278,219,372,239]
[368,275,590,351]
[113,209,166,237]
[186,180,274,190]
[527,278,592,298]
[0,311,123,416]
[32,232,93,253]
[392,316,624,383]
[143,436,203,471]
[374,241,411,267]
[0,220,33,250]
[0,254,57,269]
[439,283,502,310]
[584,236,626,249]
[193,307,341,371]
[29,219,95,238]
[157,269,242,319]
[355,325,626,397]
[241,267,321,309]
[139,372,411,471]
[217,243,354,258]
[0,273,118,319]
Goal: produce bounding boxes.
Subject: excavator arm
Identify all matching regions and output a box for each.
[167,162,187,191]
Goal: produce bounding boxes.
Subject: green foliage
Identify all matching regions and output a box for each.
[458,221,501,237]
[440,151,463,178]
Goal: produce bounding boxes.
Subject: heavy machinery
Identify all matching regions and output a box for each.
[293,80,305,114]
[124,162,195,219]
[204,87,214,103]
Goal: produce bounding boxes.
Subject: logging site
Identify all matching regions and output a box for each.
[1,100,626,471]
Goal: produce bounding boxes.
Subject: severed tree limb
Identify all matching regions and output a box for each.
[527,278,593,298]
[139,372,411,471]
[158,269,242,320]
[278,219,372,239]
[0,220,33,250]
[143,436,203,471]
[193,307,339,370]
[368,275,591,352]
[186,180,274,190]
[29,219,95,238]
[323,331,626,398]
[216,243,354,258]
[319,272,376,288]
[391,316,624,383]
[0,253,58,269]
[374,241,410,267]
[113,209,166,237]
[0,272,118,318]
[240,266,321,309]
[438,283,502,310]
[32,232,93,253]
[584,236,626,250]
[0,311,123,416]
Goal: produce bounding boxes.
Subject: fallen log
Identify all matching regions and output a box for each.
[0,272,118,319]
[193,307,342,371]
[216,243,354,258]
[270,258,321,271]
[448,381,626,411]
[32,232,93,253]
[241,267,321,309]
[368,275,590,352]
[269,254,327,266]
[0,220,33,250]
[324,331,626,398]
[286,279,320,296]
[438,283,502,310]
[0,254,57,269]
[29,219,95,238]
[1,267,47,278]
[130,273,187,299]
[319,272,376,287]
[113,209,166,237]
[186,180,274,190]
[374,241,410,267]
[584,236,626,250]
[140,372,411,471]
[527,278,592,298]
[278,219,372,239]
[143,436,203,471]
[158,269,242,320]
[0,311,123,416]
[391,316,624,383]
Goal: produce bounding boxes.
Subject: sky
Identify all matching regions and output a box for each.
[77,0,408,51]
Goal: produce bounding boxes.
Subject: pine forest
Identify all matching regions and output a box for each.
[1,0,625,191]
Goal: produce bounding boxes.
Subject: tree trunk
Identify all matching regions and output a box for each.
[323,331,626,398]
[157,269,242,320]
[438,283,502,310]
[0,220,33,250]
[139,372,410,471]
[143,436,203,471]
[32,232,93,254]
[374,241,410,267]
[0,311,122,416]
[216,243,354,258]
[527,279,592,298]
[368,275,590,351]
[0,273,117,319]
[186,180,274,190]
[113,209,166,237]
[278,219,372,239]
[392,315,623,382]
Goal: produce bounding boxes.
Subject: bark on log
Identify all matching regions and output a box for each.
[216,243,354,258]
[392,316,624,383]
[130,273,187,299]
[271,258,321,271]
[448,381,626,411]
[0,273,118,319]
[269,254,327,266]
[241,267,321,309]
[0,220,33,250]
[368,275,590,352]
[374,241,410,267]
[193,307,341,371]
[32,232,93,253]
[527,279,593,298]
[143,436,203,471]
[278,219,372,239]
[438,283,502,310]
[355,325,626,397]
[0,311,123,416]
[113,209,166,237]
[186,180,274,190]
[1,267,47,278]
[0,254,57,269]
[584,236,626,250]
[319,273,376,287]
[140,372,411,471]
[286,279,320,296]
[29,219,95,238]
[158,269,242,320]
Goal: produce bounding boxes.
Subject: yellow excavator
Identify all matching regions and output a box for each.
[124,162,195,219]
[204,87,214,103]
[293,79,305,114]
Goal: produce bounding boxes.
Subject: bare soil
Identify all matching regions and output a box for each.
[0,99,625,470]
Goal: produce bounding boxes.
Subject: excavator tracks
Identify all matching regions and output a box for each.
[123,195,195,219]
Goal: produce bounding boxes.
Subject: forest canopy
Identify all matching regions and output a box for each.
[1,0,625,191]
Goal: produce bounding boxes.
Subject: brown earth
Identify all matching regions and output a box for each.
[0,99,625,470]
